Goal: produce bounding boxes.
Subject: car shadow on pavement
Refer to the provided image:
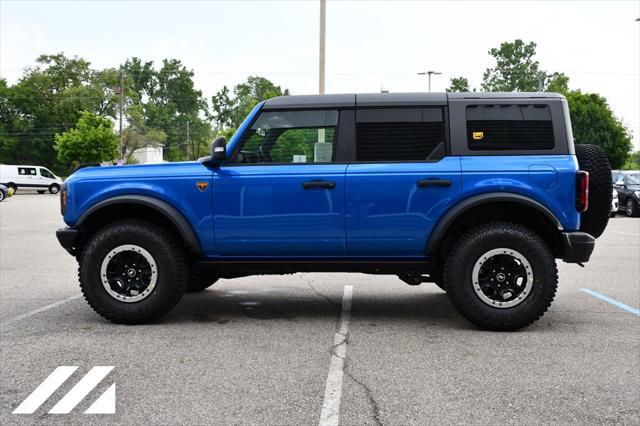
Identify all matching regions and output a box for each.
[163,285,470,329]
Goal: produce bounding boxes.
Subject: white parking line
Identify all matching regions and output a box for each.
[610,230,640,237]
[319,285,353,426]
[0,221,58,230]
[1,295,82,328]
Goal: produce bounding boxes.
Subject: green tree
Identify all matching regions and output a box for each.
[546,72,570,94]
[54,111,118,166]
[482,40,546,91]
[446,77,471,92]
[121,104,167,161]
[121,58,211,161]
[0,54,125,172]
[210,76,289,131]
[565,91,632,168]
[622,151,640,170]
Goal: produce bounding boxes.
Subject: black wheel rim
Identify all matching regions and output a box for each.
[100,245,158,302]
[472,248,533,308]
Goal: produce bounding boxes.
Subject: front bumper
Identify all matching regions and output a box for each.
[56,227,79,256]
[562,232,595,263]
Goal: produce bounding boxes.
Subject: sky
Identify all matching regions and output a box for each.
[1,0,639,149]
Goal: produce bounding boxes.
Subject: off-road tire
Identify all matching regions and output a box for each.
[79,219,188,324]
[575,144,612,238]
[443,222,558,331]
[49,183,60,194]
[186,268,219,292]
[626,198,639,217]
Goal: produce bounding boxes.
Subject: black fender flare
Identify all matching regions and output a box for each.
[426,192,564,255]
[76,195,202,255]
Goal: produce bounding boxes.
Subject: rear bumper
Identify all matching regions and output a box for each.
[56,227,79,256]
[561,232,595,263]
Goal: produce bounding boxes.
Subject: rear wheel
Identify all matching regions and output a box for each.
[444,222,557,331]
[79,219,188,324]
[575,144,612,238]
[37,190,46,194]
[49,183,60,194]
[7,183,17,193]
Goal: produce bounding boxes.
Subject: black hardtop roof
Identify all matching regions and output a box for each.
[263,92,565,110]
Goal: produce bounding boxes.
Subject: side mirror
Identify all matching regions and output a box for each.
[211,137,227,161]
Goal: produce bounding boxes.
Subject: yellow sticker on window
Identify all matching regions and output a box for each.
[472,131,484,140]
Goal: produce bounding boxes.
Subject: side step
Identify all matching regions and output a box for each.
[195,259,435,275]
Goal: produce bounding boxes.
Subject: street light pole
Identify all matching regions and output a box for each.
[319,0,326,95]
[118,71,125,161]
[417,70,442,92]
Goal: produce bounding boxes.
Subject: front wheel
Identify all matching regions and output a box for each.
[79,219,188,324]
[443,222,557,331]
[626,199,639,217]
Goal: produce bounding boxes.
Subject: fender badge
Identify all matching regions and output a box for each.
[196,182,209,192]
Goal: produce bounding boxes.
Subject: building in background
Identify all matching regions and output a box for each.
[131,145,164,164]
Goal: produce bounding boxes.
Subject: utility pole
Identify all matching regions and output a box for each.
[118,71,124,161]
[319,0,326,95]
[186,120,190,160]
[537,72,544,92]
[417,70,442,92]
[317,0,326,145]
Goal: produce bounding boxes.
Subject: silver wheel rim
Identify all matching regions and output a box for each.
[100,244,158,303]
[471,248,533,309]
[50,185,59,194]
[0,191,4,201]
[627,200,633,216]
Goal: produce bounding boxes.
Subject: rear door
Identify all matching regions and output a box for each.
[213,108,350,257]
[345,105,462,257]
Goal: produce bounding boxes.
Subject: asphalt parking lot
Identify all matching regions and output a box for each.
[1,193,638,425]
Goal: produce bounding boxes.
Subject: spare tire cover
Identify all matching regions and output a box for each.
[575,144,612,238]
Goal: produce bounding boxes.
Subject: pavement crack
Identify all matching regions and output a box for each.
[344,366,384,426]
[306,280,341,309]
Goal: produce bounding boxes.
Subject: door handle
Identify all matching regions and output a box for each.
[302,181,336,189]
[417,179,451,188]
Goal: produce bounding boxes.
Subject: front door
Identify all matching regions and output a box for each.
[213,109,347,257]
[345,107,462,257]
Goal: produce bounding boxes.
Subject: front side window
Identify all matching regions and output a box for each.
[466,104,555,150]
[356,108,445,162]
[230,110,339,164]
[40,168,55,178]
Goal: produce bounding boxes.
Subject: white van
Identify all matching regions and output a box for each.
[0,165,64,194]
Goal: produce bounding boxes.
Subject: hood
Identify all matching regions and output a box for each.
[65,161,210,183]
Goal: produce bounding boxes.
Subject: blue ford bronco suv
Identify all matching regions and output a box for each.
[56,92,612,330]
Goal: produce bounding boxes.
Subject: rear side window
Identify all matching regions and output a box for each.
[18,167,36,175]
[466,104,554,150]
[356,108,445,162]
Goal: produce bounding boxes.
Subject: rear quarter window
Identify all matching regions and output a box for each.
[466,104,555,151]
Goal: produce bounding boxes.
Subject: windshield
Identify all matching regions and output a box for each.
[627,174,640,185]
